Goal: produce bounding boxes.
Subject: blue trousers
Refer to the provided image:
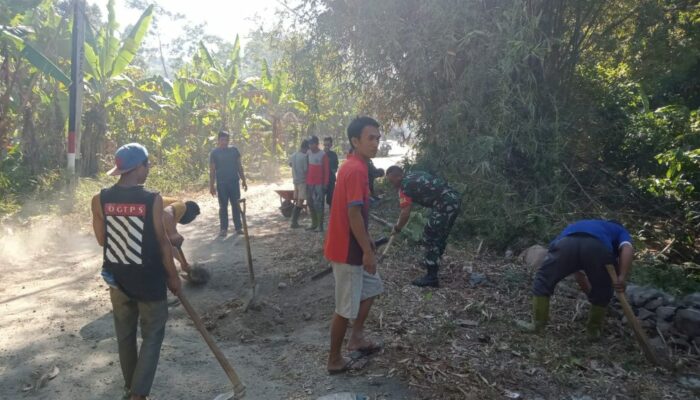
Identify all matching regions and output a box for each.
[217,180,242,231]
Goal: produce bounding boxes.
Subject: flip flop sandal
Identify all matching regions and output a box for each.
[349,341,384,357]
[327,357,369,375]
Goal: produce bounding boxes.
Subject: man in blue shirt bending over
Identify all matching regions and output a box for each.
[517,219,634,339]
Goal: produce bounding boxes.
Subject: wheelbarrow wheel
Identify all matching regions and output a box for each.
[280,199,294,218]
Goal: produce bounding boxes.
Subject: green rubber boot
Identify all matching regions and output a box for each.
[586,304,607,341]
[516,296,550,334]
[290,206,302,229]
[306,210,319,231]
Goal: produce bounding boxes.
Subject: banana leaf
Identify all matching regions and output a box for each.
[1,27,70,86]
[109,4,153,77]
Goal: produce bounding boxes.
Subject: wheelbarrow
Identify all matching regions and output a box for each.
[274,189,298,218]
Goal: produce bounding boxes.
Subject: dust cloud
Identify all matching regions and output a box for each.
[0,201,96,268]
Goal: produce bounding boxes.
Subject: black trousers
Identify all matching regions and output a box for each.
[326,174,336,206]
[532,234,617,306]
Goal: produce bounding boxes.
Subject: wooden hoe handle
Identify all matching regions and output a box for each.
[238,198,255,285]
[605,264,661,366]
[177,293,247,397]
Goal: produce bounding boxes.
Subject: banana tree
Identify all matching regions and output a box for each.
[80,0,153,176]
[0,1,71,165]
[251,59,308,175]
[197,36,249,131]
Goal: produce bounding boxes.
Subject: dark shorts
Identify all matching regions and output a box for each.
[532,234,617,305]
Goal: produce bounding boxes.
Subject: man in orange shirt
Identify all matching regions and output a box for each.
[325,117,383,374]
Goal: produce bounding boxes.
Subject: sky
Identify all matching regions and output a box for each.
[88,0,283,48]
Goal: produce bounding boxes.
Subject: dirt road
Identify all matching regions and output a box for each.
[0,181,414,400]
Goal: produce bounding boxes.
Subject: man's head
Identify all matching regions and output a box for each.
[300,139,310,152]
[323,136,333,152]
[180,201,201,224]
[385,165,404,188]
[217,130,230,148]
[347,116,380,160]
[308,135,320,152]
[108,143,150,184]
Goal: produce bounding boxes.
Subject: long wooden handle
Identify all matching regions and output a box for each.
[177,293,246,397]
[238,199,255,285]
[605,264,661,366]
[377,234,396,263]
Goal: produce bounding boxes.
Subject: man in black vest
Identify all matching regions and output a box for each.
[91,143,181,400]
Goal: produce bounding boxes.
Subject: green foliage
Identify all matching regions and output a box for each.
[401,210,427,243]
[307,0,700,263]
[0,26,70,86]
[631,261,700,296]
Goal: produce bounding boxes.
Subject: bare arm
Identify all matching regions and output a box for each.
[348,205,375,274]
[209,162,216,195]
[153,195,181,294]
[574,271,591,294]
[617,244,635,288]
[163,208,187,270]
[238,158,247,191]
[91,194,105,247]
[175,246,190,271]
[394,205,412,233]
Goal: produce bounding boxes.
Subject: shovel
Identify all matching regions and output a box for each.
[177,292,246,399]
[605,264,663,366]
[238,198,258,312]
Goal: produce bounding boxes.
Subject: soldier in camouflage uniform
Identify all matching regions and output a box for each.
[386,166,461,287]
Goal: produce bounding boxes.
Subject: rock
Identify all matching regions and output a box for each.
[302,312,312,321]
[278,282,288,289]
[677,375,700,392]
[656,306,677,322]
[469,272,488,287]
[682,293,700,309]
[674,309,700,337]
[670,336,691,349]
[519,245,548,268]
[272,315,285,325]
[649,337,667,353]
[641,319,656,329]
[656,320,672,334]
[637,308,656,321]
[644,297,664,311]
[626,285,662,308]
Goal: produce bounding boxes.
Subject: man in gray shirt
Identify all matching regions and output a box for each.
[289,140,309,228]
[209,131,248,237]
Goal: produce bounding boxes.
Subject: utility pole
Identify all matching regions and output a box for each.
[67,0,85,179]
